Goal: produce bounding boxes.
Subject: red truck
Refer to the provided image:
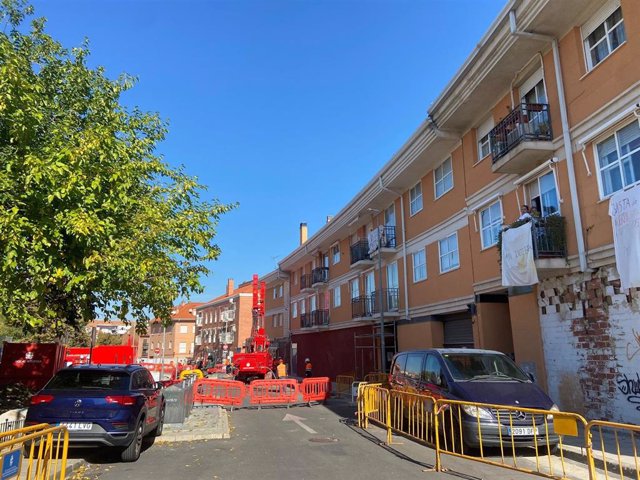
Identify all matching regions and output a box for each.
[0,342,67,391]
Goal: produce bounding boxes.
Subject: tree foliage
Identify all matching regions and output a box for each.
[0,0,236,336]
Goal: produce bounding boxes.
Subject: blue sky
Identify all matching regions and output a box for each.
[31,0,505,302]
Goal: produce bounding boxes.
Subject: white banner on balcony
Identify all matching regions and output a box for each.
[368,226,383,255]
[501,222,539,287]
[609,185,640,290]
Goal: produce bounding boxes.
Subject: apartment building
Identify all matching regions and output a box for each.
[194,279,254,365]
[262,269,291,371]
[147,302,201,364]
[271,0,640,424]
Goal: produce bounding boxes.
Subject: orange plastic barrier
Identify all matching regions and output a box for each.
[300,377,331,403]
[193,378,246,406]
[249,379,299,405]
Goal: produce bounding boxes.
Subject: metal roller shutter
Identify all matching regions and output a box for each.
[443,318,474,348]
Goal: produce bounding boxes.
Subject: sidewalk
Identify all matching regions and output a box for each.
[158,406,230,443]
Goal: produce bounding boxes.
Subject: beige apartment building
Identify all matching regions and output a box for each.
[194,279,254,365]
[147,302,201,364]
[262,270,290,370]
[268,0,640,425]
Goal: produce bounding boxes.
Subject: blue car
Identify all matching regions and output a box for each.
[25,364,165,462]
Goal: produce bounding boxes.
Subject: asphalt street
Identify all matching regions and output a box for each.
[74,400,554,480]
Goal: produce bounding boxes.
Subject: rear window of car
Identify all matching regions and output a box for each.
[46,370,131,390]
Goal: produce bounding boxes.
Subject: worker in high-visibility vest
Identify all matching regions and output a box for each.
[304,358,313,378]
[276,359,287,379]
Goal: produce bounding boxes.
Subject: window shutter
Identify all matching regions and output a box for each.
[581,0,621,39]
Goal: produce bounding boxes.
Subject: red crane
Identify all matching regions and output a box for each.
[231,274,274,383]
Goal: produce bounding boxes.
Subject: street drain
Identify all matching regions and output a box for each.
[308,437,339,443]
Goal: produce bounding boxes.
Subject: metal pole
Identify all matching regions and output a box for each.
[377,226,386,374]
[160,325,166,381]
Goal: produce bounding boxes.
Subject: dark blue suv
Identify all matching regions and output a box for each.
[25,364,165,462]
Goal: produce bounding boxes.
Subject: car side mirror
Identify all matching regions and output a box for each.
[526,372,536,383]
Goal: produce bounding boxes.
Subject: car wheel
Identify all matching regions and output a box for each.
[121,419,144,462]
[153,405,165,437]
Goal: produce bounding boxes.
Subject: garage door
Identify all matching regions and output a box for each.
[443,318,474,348]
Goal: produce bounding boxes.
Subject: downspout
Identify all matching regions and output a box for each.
[509,10,588,272]
[379,177,410,321]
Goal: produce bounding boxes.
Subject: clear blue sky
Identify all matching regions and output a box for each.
[31,0,505,302]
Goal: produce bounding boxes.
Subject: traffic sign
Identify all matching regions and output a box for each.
[154,348,160,355]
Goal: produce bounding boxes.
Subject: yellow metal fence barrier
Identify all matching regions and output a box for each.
[586,419,640,480]
[335,375,355,398]
[364,372,388,385]
[0,423,69,480]
[357,385,640,480]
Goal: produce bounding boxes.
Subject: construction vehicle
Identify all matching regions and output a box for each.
[232,274,274,383]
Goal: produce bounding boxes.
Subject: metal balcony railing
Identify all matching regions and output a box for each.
[312,267,329,285]
[301,309,329,328]
[300,312,311,327]
[351,289,400,319]
[301,273,313,290]
[531,216,567,258]
[350,240,371,265]
[489,103,552,162]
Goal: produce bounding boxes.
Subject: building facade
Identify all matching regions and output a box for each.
[262,270,291,373]
[147,302,201,364]
[194,279,254,365]
[267,0,640,424]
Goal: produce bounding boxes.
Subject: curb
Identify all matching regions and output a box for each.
[562,444,637,478]
[158,407,230,443]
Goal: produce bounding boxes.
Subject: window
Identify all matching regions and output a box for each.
[179,325,188,334]
[333,286,341,308]
[584,6,625,70]
[596,121,640,197]
[273,288,277,299]
[292,302,297,318]
[478,133,491,159]
[331,243,340,264]
[385,204,396,226]
[272,315,277,327]
[179,342,187,354]
[476,116,494,161]
[528,171,559,217]
[300,300,305,315]
[409,182,423,215]
[439,233,460,273]
[412,249,426,282]
[480,201,503,249]
[168,341,172,349]
[293,272,298,285]
[404,353,425,380]
[434,158,453,198]
[350,278,360,299]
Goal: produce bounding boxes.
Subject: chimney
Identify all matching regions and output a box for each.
[326,215,333,224]
[226,278,234,296]
[299,222,308,245]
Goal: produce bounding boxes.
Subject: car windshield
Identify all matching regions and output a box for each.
[45,370,130,390]
[442,352,529,382]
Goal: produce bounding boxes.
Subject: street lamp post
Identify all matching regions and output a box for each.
[160,325,166,381]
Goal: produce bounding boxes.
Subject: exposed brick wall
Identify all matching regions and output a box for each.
[538,267,640,423]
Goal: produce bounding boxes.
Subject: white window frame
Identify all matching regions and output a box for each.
[409,182,423,216]
[300,300,305,315]
[331,243,340,264]
[476,116,494,163]
[439,232,460,273]
[594,120,640,198]
[350,278,360,299]
[412,249,426,283]
[179,325,188,334]
[333,286,341,308]
[582,3,625,71]
[434,157,453,199]
[179,342,187,354]
[479,201,503,250]
[292,302,297,318]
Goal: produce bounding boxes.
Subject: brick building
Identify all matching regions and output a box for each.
[263,0,640,424]
[147,302,201,364]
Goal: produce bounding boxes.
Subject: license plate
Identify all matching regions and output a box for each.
[60,422,92,431]
[507,426,538,436]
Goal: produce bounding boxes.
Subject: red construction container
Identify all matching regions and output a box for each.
[65,345,135,365]
[0,342,66,391]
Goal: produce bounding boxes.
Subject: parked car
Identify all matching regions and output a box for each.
[25,364,165,462]
[389,348,559,451]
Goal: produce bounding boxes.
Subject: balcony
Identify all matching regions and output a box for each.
[499,216,568,277]
[311,267,329,288]
[195,335,201,346]
[368,225,398,259]
[220,332,234,344]
[490,103,554,174]
[302,309,329,328]
[300,273,314,293]
[221,310,235,322]
[350,240,374,269]
[351,289,400,320]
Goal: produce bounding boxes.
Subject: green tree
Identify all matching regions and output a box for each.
[0,1,235,337]
[96,331,123,346]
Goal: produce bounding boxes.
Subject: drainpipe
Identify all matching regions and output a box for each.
[509,10,588,272]
[378,177,410,321]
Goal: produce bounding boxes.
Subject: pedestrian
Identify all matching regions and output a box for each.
[517,204,532,222]
[276,358,287,379]
[304,357,313,378]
